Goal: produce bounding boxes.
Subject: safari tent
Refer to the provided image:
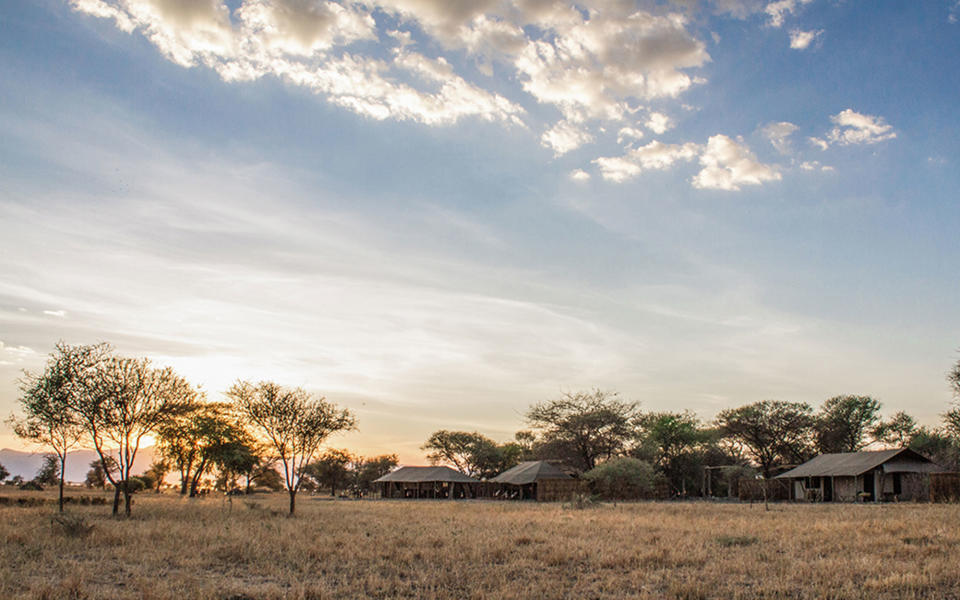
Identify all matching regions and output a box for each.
[488,461,580,501]
[775,448,941,502]
[374,466,480,499]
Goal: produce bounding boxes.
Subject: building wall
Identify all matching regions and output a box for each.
[833,476,860,502]
[536,479,582,502]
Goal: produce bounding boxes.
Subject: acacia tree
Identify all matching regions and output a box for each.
[716,400,815,478]
[872,411,918,448]
[143,460,170,493]
[421,430,521,479]
[227,381,355,515]
[74,355,197,516]
[10,342,108,512]
[526,389,639,471]
[634,411,707,495]
[946,355,960,437]
[814,395,882,454]
[304,449,354,496]
[352,454,398,494]
[156,401,252,496]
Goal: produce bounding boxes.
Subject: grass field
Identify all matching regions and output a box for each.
[1,490,958,599]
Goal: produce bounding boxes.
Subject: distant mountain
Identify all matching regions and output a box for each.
[0,447,157,483]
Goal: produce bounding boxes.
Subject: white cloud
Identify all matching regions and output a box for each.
[72,1,711,154]
[541,120,594,156]
[808,136,829,151]
[691,135,781,191]
[646,112,674,134]
[800,160,833,172]
[71,0,524,127]
[569,169,591,182]
[762,121,798,154]
[237,0,377,56]
[0,341,36,366]
[764,0,812,28]
[616,126,645,144]
[42,310,67,317]
[593,140,700,183]
[826,109,897,146]
[789,28,822,50]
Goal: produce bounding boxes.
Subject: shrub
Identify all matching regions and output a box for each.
[51,514,95,538]
[583,457,659,500]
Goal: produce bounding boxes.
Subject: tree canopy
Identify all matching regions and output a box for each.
[525,389,639,471]
[716,400,814,478]
[72,353,198,515]
[422,430,521,479]
[227,380,355,515]
[814,395,882,454]
[10,342,109,511]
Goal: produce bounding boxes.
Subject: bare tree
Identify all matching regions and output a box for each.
[74,355,198,516]
[227,381,355,515]
[10,342,109,512]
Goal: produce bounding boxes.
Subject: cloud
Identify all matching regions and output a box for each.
[541,120,594,156]
[569,169,591,182]
[0,342,36,359]
[616,127,645,144]
[71,0,524,127]
[762,121,798,154]
[71,1,711,154]
[764,0,812,28]
[808,136,829,151]
[826,109,897,146]
[593,140,700,183]
[799,160,832,172]
[691,135,781,191]
[0,341,36,366]
[789,28,822,49]
[42,310,67,317]
[646,112,674,134]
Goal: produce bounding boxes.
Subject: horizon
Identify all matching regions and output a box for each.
[2,1,959,465]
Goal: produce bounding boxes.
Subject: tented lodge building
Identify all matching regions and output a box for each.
[775,448,942,502]
[374,466,481,499]
[488,460,580,501]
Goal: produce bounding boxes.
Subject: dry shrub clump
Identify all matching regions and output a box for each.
[2,494,960,599]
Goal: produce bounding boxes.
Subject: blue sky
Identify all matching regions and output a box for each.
[1,0,958,462]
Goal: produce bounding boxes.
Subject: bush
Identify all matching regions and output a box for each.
[18,481,44,491]
[51,514,95,538]
[583,457,660,500]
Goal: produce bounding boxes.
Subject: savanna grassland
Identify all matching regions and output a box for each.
[2,491,959,600]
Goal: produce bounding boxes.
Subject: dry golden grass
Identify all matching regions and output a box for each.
[2,490,959,599]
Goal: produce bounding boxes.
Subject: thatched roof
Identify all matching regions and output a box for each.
[775,448,939,479]
[490,461,572,485]
[374,465,478,484]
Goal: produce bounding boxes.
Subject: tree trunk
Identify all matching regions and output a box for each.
[58,455,66,513]
[288,489,296,515]
[123,483,132,516]
[180,466,190,495]
[112,484,121,516]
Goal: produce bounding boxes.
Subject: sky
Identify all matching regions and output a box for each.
[1,0,958,464]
